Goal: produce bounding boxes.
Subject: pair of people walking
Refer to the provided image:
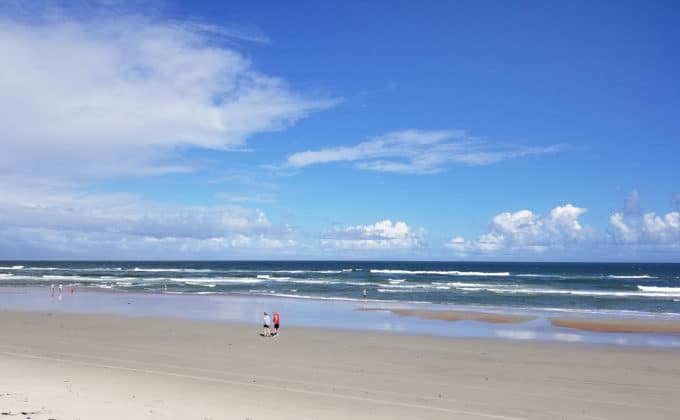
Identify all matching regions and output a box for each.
[262,311,280,337]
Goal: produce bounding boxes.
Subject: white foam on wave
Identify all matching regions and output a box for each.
[0,273,15,279]
[446,281,508,288]
[514,273,575,279]
[41,274,90,280]
[203,277,264,284]
[6,266,126,272]
[133,267,213,273]
[608,275,658,279]
[458,286,680,298]
[378,283,434,289]
[262,276,370,285]
[36,267,118,271]
[377,280,511,290]
[388,278,406,284]
[637,286,680,294]
[185,282,216,288]
[257,274,293,281]
[279,278,335,285]
[370,269,510,277]
[270,270,345,274]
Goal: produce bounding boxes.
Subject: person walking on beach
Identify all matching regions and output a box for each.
[363,289,367,299]
[273,311,280,337]
[263,312,271,337]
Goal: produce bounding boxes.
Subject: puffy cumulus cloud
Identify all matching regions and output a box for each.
[609,211,680,245]
[447,204,590,253]
[321,220,425,250]
[287,130,563,174]
[0,185,297,258]
[0,10,333,181]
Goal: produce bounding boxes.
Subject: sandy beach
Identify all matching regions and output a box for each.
[1,310,680,419]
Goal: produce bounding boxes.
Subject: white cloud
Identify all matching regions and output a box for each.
[448,198,680,258]
[609,211,680,245]
[0,184,298,258]
[321,220,425,250]
[287,130,562,174]
[609,213,638,243]
[447,204,590,253]
[0,11,333,181]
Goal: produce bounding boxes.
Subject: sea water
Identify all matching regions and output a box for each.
[1,261,679,315]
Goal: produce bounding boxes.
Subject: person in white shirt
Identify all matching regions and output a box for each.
[263,312,271,337]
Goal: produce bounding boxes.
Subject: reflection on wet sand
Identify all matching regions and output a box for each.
[357,307,537,324]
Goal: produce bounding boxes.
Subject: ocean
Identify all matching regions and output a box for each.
[1,261,679,316]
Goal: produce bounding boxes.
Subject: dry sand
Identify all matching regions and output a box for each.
[357,307,537,323]
[1,310,680,419]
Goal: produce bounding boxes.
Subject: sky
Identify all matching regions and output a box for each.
[0,0,679,261]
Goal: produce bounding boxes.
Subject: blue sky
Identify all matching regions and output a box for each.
[0,0,679,260]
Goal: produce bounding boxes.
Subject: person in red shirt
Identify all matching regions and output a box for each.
[273,311,280,336]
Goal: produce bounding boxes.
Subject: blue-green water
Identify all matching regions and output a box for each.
[1,261,679,315]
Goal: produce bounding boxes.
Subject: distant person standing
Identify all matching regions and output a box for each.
[273,311,280,336]
[363,289,367,299]
[263,312,271,337]
[50,284,55,297]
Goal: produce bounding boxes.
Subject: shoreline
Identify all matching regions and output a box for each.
[6,284,680,319]
[1,310,680,419]
[1,286,680,348]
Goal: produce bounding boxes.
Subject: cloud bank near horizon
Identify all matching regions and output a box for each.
[320,220,425,250]
[447,201,680,258]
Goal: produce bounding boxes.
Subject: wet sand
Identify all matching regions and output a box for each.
[551,317,680,334]
[358,307,537,323]
[1,309,680,419]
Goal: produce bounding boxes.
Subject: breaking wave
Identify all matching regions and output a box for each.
[370,269,510,276]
